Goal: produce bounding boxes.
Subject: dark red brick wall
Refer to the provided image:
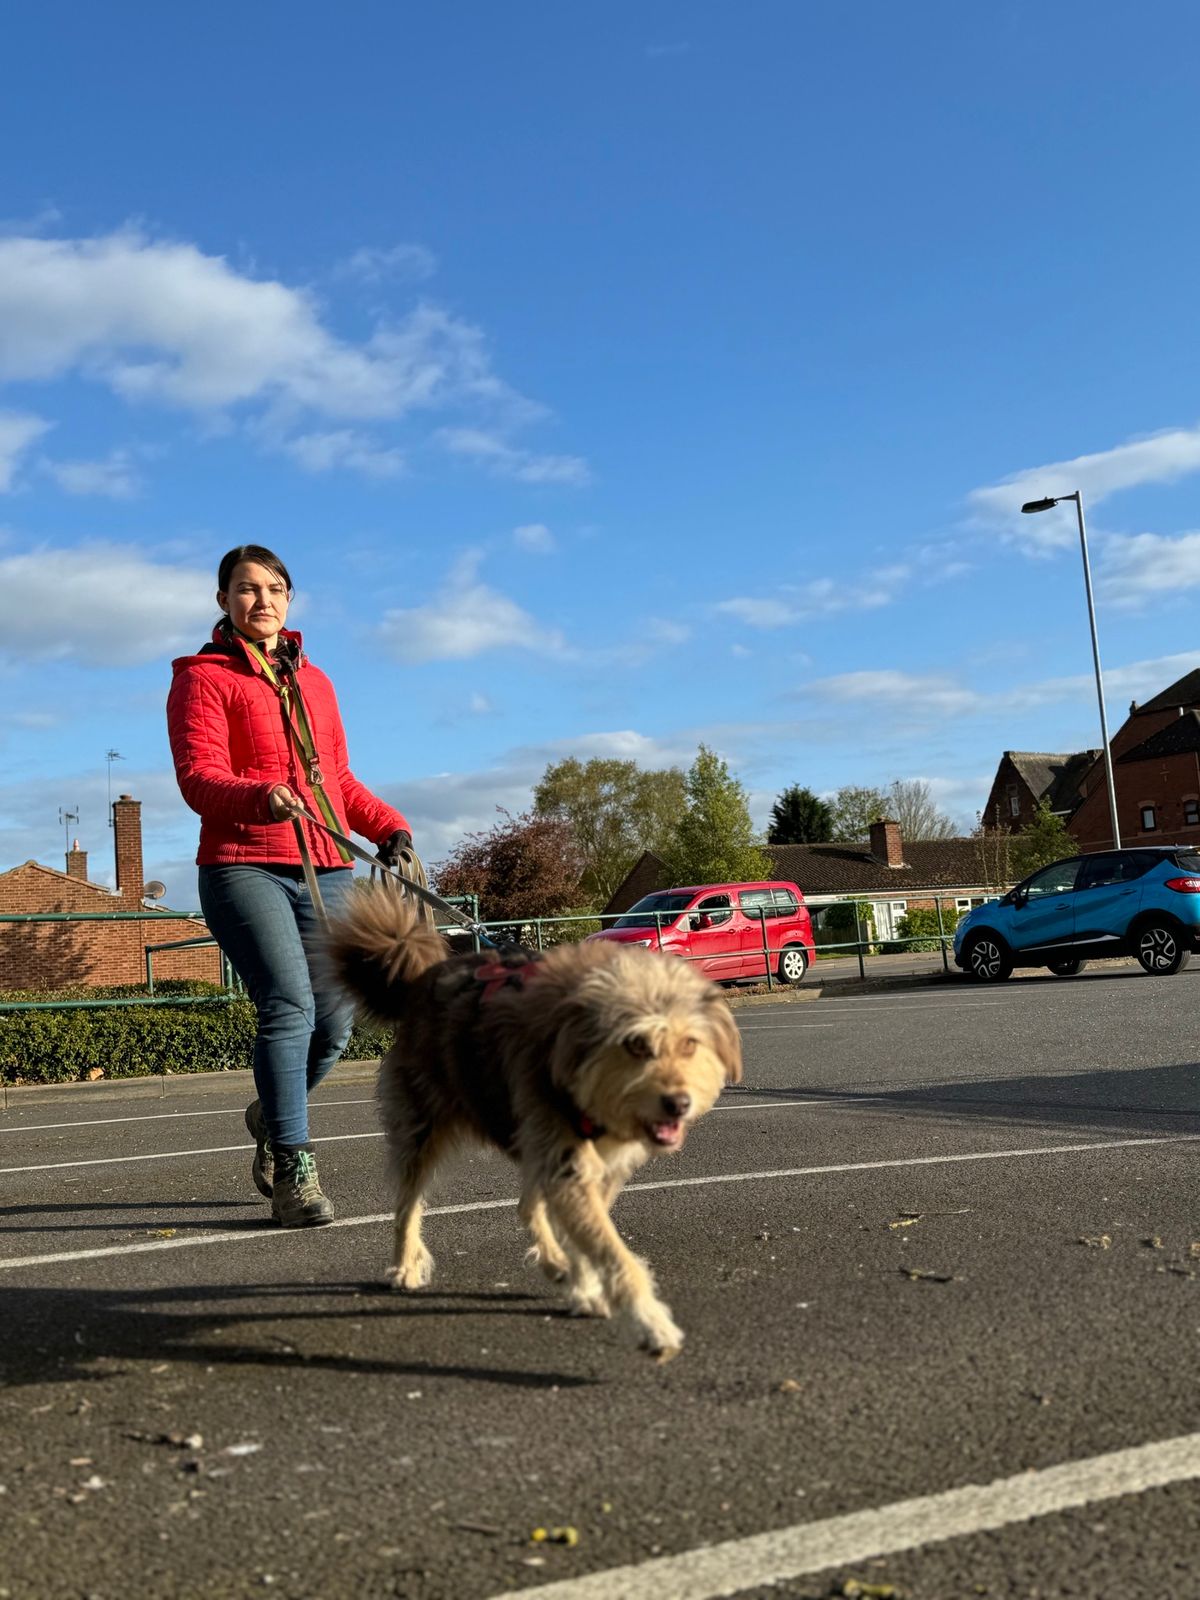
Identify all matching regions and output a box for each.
[0,865,221,991]
[1069,747,1200,852]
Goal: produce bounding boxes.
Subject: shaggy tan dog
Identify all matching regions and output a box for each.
[322,888,742,1360]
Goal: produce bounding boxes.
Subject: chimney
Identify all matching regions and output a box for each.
[869,817,905,868]
[65,838,88,881]
[112,794,144,904]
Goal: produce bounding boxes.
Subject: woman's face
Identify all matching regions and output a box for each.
[218,560,290,645]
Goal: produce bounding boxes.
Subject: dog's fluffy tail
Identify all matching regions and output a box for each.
[322,885,449,1020]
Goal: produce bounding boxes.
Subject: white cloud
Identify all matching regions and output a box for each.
[0,410,53,490]
[0,541,213,665]
[513,522,556,553]
[438,427,591,485]
[805,649,1200,722]
[0,231,580,479]
[969,425,1200,552]
[274,428,405,479]
[41,448,142,498]
[1097,529,1200,608]
[336,243,437,283]
[717,568,908,628]
[376,551,567,663]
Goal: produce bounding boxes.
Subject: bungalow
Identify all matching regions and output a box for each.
[0,795,220,991]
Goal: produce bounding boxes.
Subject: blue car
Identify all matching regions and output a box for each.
[954,846,1200,981]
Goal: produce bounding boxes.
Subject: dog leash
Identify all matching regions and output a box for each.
[292,802,497,946]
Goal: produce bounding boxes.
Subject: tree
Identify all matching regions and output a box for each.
[431,809,585,924]
[828,784,890,841]
[973,804,1013,889]
[665,745,773,885]
[887,778,958,840]
[533,757,686,906]
[1009,799,1072,878]
[767,785,834,844]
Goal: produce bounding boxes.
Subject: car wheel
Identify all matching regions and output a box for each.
[1047,959,1085,976]
[778,945,809,985]
[963,932,1012,982]
[1135,920,1191,976]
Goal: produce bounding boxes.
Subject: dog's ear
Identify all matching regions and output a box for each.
[548,995,609,1091]
[704,994,743,1084]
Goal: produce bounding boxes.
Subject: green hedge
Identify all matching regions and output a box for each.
[0,998,393,1086]
[883,905,960,954]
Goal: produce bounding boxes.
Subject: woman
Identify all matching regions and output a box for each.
[167,544,411,1227]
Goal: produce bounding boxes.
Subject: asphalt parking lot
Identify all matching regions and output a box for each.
[2,966,1200,1600]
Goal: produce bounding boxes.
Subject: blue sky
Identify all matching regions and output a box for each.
[4,2,1200,907]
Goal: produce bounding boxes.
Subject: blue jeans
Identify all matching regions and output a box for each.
[199,864,358,1147]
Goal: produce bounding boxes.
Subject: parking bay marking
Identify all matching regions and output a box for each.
[3,1131,1197,1271]
[483,1430,1200,1600]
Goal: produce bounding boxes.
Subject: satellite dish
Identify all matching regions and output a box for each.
[143,880,167,900]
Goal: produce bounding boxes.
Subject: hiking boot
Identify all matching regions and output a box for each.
[271,1143,335,1228]
[244,1100,273,1198]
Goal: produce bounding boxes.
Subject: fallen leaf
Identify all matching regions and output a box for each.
[1078,1235,1112,1250]
[86,1067,105,1082]
[888,1216,922,1230]
[778,1378,804,1394]
[147,1229,177,1239]
[1143,1237,1164,1250]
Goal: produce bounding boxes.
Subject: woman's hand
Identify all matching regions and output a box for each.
[268,784,306,822]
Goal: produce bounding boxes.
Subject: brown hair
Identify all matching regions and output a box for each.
[216,544,294,597]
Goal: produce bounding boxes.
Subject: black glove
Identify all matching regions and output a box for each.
[375,828,413,868]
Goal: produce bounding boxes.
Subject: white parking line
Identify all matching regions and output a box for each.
[484,1430,1200,1600]
[0,1098,377,1136]
[2,1132,1196,1271]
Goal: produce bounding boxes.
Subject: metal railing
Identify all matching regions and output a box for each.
[0,894,983,1010]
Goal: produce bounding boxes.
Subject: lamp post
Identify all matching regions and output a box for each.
[1020,492,1121,849]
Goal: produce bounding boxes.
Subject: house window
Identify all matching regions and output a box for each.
[955,898,972,914]
[1140,805,1157,832]
[1006,783,1020,818]
[1185,800,1200,826]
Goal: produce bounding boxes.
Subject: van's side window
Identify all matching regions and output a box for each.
[772,889,798,917]
[739,889,773,920]
[696,893,733,926]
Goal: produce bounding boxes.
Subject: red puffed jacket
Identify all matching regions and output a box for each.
[167,626,409,868]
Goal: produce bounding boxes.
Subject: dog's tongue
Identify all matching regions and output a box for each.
[651,1119,682,1146]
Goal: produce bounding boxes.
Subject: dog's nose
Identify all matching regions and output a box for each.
[661,1092,691,1119]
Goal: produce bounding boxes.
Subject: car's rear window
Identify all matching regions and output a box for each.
[1170,851,1200,873]
[613,891,694,930]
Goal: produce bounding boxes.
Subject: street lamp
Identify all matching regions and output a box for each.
[1020,491,1121,849]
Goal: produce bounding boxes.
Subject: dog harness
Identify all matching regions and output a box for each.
[472,958,605,1141]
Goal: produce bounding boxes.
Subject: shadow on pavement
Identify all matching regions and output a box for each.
[728,1060,1200,1137]
[0,1277,596,1391]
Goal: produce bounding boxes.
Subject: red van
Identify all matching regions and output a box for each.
[588,880,815,984]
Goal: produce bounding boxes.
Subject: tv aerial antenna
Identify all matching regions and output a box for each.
[105,749,125,825]
[58,805,80,850]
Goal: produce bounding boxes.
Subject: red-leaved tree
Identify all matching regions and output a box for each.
[431,809,585,925]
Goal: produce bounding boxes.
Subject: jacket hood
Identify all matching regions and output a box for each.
[171,625,306,678]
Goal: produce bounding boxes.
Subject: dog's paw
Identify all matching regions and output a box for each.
[524,1243,569,1284]
[634,1303,685,1360]
[382,1248,434,1291]
[568,1288,612,1319]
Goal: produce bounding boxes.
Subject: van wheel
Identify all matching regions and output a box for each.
[778,945,809,985]
[1048,959,1085,976]
[963,932,1012,982]
[1136,920,1191,976]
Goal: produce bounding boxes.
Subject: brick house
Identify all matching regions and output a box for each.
[981,749,1097,833]
[1068,668,1200,852]
[0,795,221,991]
[602,820,1004,943]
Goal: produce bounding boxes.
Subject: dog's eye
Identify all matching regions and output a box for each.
[679,1037,698,1057]
[623,1035,654,1060]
